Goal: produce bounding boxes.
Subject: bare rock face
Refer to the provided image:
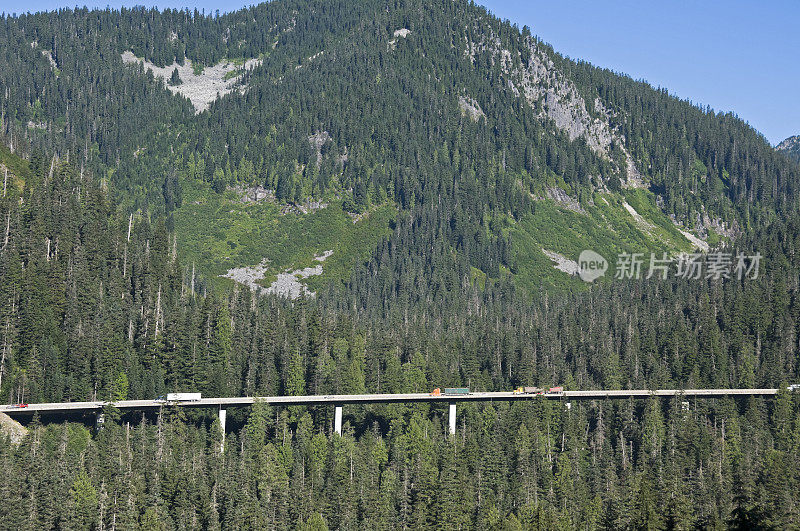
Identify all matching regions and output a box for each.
[220,258,270,293]
[0,412,27,446]
[513,40,643,186]
[389,28,411,49]
[308,131,332,167]
[221,250,333,299]
[235,184,274,204]
[121,51,262,113]
[30,41,58,71]
[776,135,800,151]
[463,27,643,186]
[777,135,800,163]
[546,186,585,214]
[541,248,579,275]
[458,95,485,121]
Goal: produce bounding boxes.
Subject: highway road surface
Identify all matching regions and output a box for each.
[0,388,782,417]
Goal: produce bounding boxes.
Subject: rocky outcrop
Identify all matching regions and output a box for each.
[777,135,800,163]
[463,27,643,185]
[776,135,800,151]
[233,184,275,203]
[308,131,332,167]
[541,248,579,275]
[389,28,411,50]
[121,51,262,113]
[0,412,27,446]
[546,186,585,213]
[221,250,333,299]
[458,95,485,121]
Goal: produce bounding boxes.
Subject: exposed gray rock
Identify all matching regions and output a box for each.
[777,135,800,163]
[542,248,579,275]
[308,131,332,167]
[704,214,739,239]
[463,27,643,185]
[0,412,27,446]
[458,95,485,121]
[121,51,262,113]
[546,186,585,214]
[221,258,270,293]
[280,200,329,215]
[776,135,800,151]
[389,28,411,49]
[233,184,274,204]
[221,251,333,299]
[622,201,655,235]
[41,49,57,70]
[30,41,58,71]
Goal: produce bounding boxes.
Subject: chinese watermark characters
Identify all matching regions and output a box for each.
[577,250,761,282]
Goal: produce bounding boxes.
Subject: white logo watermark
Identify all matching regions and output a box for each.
[578,250,761,282]
[578,250,608,282]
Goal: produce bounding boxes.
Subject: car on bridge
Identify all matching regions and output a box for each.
[12,403,28,408]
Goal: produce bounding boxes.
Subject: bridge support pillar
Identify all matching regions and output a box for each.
[218,408,227,452]
[334,404,343,435]
[448,402,456,435]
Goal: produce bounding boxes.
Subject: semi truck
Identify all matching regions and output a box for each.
[157,393,202,402]
[513,387,543,395]
[513,385,564,396]
[513,386,563,395]
[430,388,470,396]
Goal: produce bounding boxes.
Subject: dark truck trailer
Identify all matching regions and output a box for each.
[443,388,470,395]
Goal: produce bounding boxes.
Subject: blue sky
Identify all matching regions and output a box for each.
[3,1,798,144]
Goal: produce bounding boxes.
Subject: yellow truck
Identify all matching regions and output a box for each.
[513,386,543,395]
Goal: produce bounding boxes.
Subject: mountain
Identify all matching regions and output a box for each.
[1,0,797,295]
[777,135,800,163]
[2,1,800,529]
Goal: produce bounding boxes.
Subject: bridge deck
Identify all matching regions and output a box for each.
[0,388,781,416]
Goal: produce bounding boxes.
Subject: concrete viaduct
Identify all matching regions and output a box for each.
[0,388,782,438]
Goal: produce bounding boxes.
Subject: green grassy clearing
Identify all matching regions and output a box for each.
[173,178,395,291]
[507,187,700,291]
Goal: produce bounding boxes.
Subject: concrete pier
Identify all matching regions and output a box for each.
[219,408,227,451]
[334,404,342,435]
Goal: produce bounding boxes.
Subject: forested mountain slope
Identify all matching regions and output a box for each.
[1,2,800,528]
[1,0,797,291]
[1,137,800,528]
[2,136,797,404]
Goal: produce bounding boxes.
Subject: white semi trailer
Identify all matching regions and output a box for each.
[159,393,202,402]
